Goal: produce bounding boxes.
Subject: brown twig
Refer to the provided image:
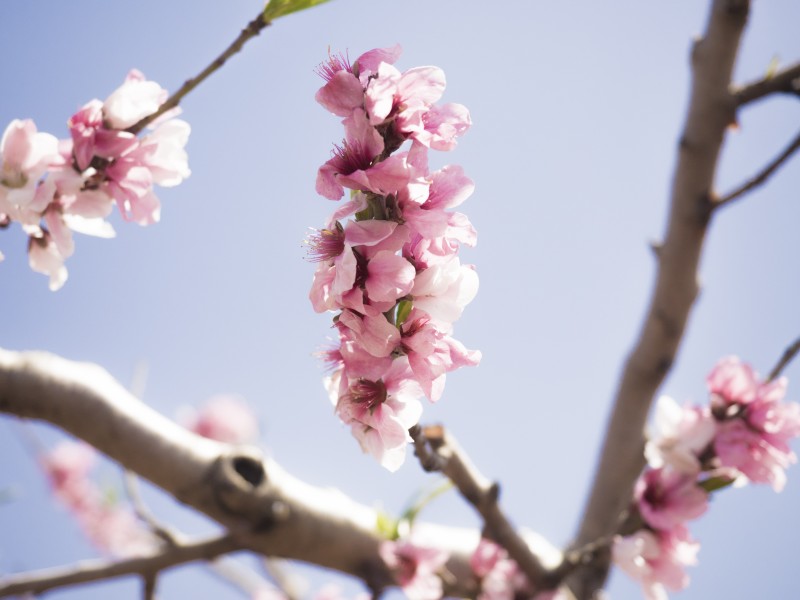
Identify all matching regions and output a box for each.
[567,1,751,596]
[0,533,241,597]
[714,129,800,208]
[734,62,800,107]
[409,425,554,590]
[127,11,270,134]
[767,337,800,382]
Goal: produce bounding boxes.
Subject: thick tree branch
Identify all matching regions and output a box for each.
[410,425,563,593]
[128,11,269,134]
[713,129,800,208]
[734,61,800,107]
[566,1,750,597]
[0,349,484,596]
[0,533,239,597]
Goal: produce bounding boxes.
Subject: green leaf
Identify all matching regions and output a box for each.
[263,0,331,22]
[397,479,454,531]
[396,300,413,328]
[698,475,735,493]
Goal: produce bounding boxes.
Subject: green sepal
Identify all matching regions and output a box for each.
[698,475,735,493]
[263,0,331,22]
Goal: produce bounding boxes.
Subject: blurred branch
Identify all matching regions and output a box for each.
[566,0,751,596]
[768,337,800,382]
[714,129,800,208]
[734,61,800,107]
[0,348,481,596]
[0,533,240,597]
[410,425,556,591]
[128,11,269,134]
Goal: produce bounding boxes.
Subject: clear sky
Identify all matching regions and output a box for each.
[2,1,800,599]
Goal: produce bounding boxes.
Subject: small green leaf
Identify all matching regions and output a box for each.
[698,475,735,493]
[396,300,413,328]
[375,508,399,540]
[398,479,454,528]
[263,0,331,22]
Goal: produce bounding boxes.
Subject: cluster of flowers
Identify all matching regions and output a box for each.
[614,356,800,600]
[308,45,480,471]
[0,70,190,290]
[41,441,156,557]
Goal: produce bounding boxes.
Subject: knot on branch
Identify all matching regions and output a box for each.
[209,447,287,530]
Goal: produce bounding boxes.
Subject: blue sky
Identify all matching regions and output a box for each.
[2,1,800,598]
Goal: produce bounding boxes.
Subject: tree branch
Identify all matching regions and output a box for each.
[128,11,270,134]
[734,61,800,107]
[713,129,800,208]
[767,337,800,382]
[566,1,750,596]
[0,349,483,596]
[410,425,562,593]
[0,533,239,597]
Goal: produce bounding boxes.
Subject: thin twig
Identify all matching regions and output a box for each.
[768,337,800,382]
[125,471,180,545]
[143,573,157,600]
[0,533,241,597]
[714,129,800,208]
[128,11,270,134]
[734,62,800,107]
[409,425,553,590]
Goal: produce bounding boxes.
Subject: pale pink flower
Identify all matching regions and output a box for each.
[410,255,478,324]
[0,119,60,220]
[28,231,68,291]
[635,467,708,531]
[181,395,259,444]
[103,69,168,130]
[645,396,716,474]
[613,526,699,600]
[380,540,449,600]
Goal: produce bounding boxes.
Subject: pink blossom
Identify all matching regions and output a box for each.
[400,309,481,401]
[635,467,708,530]
[613,526,699,600]
[334,358,423,471]
[68,100,139,171]
[181,395,259,444]
[707,356,759,408]
[645,396,716,474]
[41,441,155,557]
[470,539,529,600]
[706,357,800,491]
[380,540,449,600]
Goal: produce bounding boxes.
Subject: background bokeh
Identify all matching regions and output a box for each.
[2,1,799,598]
